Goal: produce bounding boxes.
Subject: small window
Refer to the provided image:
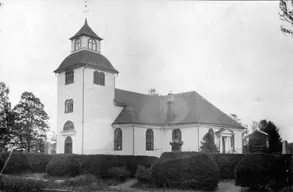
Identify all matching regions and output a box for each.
[63,121,74,131]
[74,38,81,50]
[146,129,154,151]
[88,38,97,51]
[93,71,100,84]
[114,128,122,151]
[172,129,181,142]
[99,72,105,86]
[65,70,74,85]
[65,99,73,113]
[93,71,105,86]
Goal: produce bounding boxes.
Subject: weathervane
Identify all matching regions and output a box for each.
[83,0,89,19]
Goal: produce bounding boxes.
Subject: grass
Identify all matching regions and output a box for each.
[0,173,123,192]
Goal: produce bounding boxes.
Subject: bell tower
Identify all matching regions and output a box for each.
[70,19,103,53]
[54,18,121,155]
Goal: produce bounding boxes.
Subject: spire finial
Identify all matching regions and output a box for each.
[83,0,89,19]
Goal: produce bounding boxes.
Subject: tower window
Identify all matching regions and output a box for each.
[88,38,97,51]
[93,71,105,86]
[146,129,154,151]
[100,72,105,86]
[74,38,81,50]
[65,99,73,113]
[65,70,74,85]
[114,128,122,151]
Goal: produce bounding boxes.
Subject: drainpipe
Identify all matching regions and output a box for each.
[82,65,88,154]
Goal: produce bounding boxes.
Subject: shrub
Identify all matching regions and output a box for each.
[235,154,292,190]
[108,166,131,181]
[135,165,152,183]
[211,154,244,179]
[26,153,54,173]
[46,154,82,177]
[160,152,245,179]
[0,174,47,192]
[152,153,220,190]
[0,152,31,174]
[81,155,158,178]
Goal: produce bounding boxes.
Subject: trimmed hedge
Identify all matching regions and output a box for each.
[235,153,292,190]
[0,152,31,174]
[160,152,244,179]
[26,153,54,173]
[80,155,158,178]
[108,166,131,181]
[152,153,220,190]
[135,165,152,183]
[46,154,83,177]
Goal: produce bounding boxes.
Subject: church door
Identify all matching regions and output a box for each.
[222,136,226,153]
[64,136,72,154]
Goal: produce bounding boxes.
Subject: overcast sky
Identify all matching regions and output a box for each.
[1,0,293,141]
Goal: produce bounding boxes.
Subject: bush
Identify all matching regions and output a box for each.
[46,154,82,177]
[26,153,54,173]
[235,154,292,190]
[81,155,158,178]
[160,152,244,179]
[135,165,152,183]
[0,152,31,174]
[211,154,244,179]
[152,153,220,190]
[108,166,131,181]
[0,174,47,192]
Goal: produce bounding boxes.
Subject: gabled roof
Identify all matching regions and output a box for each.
[53,50,119,74]
[69,19,103,40]
[113,89,245,129]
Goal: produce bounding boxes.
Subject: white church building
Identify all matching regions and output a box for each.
[54,19,245,157]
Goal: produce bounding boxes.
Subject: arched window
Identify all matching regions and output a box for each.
[114,128,122,151]
[93,71,100,84]
[65,99,73,113]
[172,129,181,142]
[88,38,97,51]
[63,121,74,131]
[146,129,154,151]
[74,38,81,50]
[65,70,74,85]
[64,136,72,154]
[99,72,105,86]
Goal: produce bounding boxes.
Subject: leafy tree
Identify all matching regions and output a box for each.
[148,88,159,96]
[200,131,218,153]
[13,92,49,152]
[279,0,293,36]
[0,82,14,150]
[259,120,282,153]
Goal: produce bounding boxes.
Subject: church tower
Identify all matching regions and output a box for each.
[54,19,121,154]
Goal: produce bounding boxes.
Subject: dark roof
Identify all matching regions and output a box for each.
[113,89,245,129]
[69,19,103,40]
[54,50,119,74]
